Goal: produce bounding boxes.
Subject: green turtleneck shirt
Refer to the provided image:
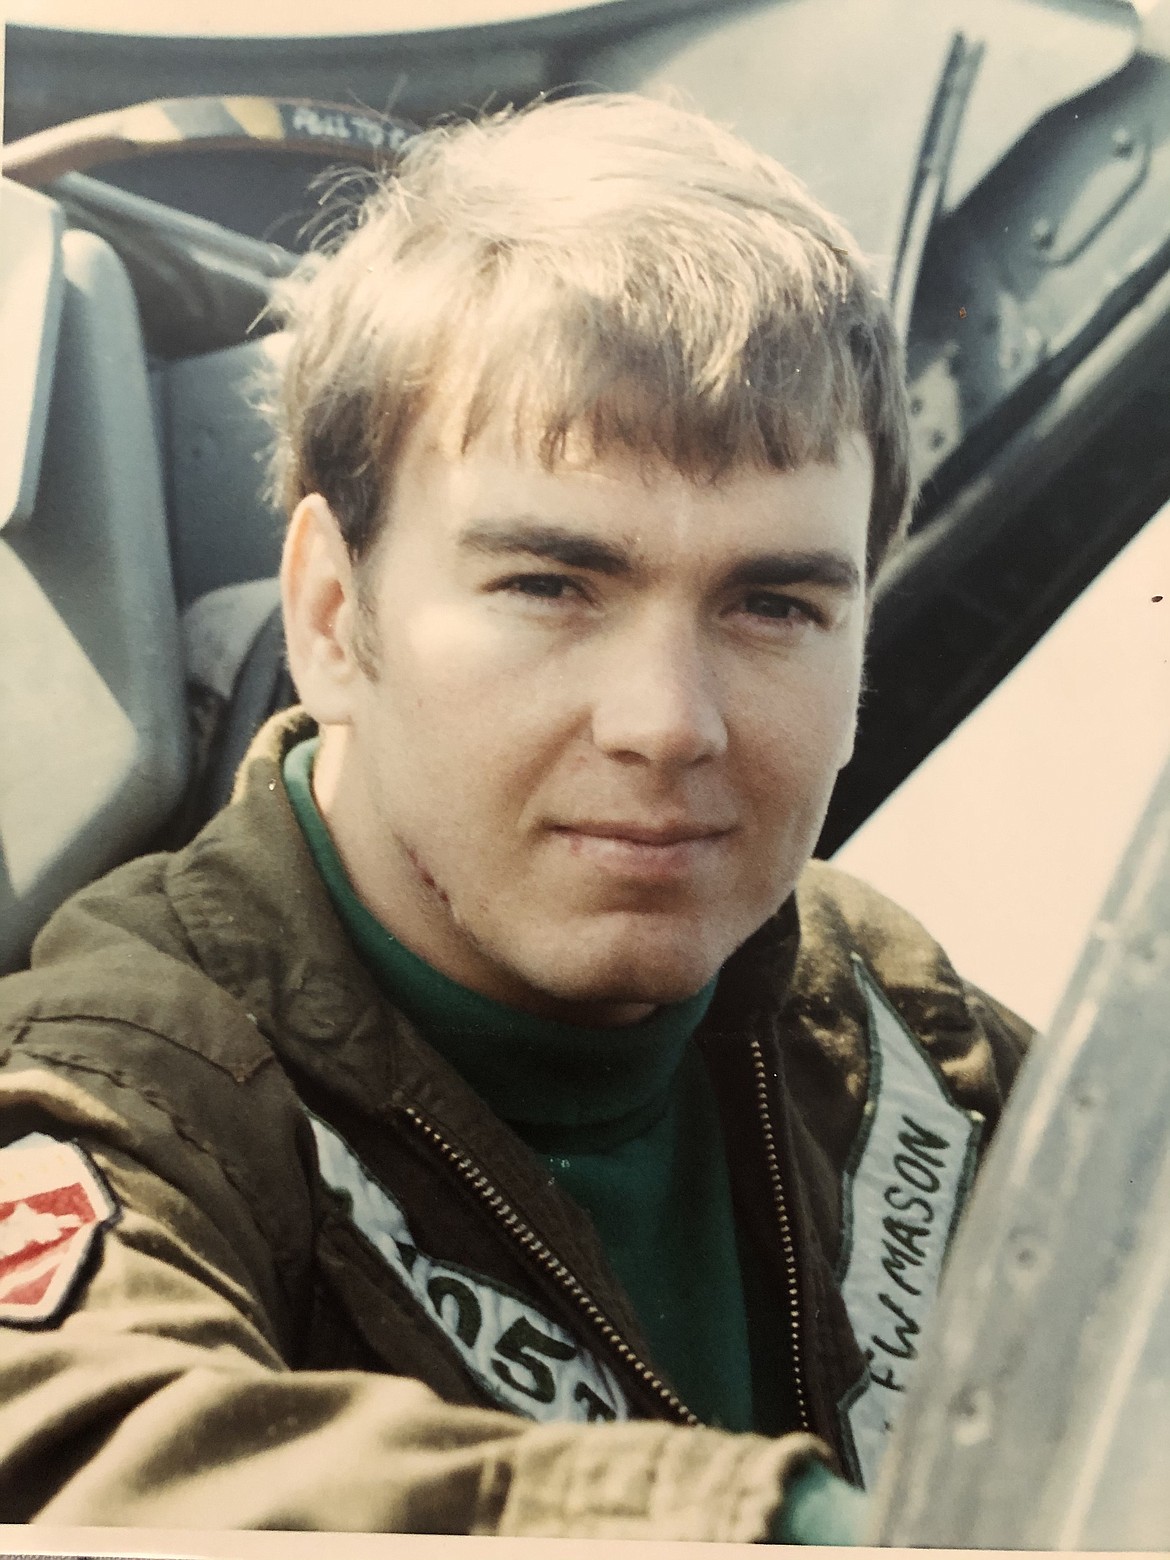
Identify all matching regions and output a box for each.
[283,737,793,1435]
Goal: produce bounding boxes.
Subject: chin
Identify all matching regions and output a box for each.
[525,926,731,1010]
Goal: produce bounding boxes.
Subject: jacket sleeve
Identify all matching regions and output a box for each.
[0,1056,827,1538]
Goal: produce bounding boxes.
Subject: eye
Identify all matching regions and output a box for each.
[489,572,592,606]
[740,591,824,628]
[507,573,575,599]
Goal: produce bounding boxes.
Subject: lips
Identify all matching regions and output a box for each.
[546,819,736,882]
[552,821,733,846]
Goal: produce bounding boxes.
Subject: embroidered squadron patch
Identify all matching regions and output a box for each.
[836,958,983,1490]
[308,1113,631,1425]
[0,1133,118,1325]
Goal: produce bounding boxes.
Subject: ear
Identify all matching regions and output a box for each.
[281,494,367,725]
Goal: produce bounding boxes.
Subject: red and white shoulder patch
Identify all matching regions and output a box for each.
[0,1133,117,1325]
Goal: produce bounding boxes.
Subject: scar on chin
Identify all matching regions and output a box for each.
[405,845,452,908]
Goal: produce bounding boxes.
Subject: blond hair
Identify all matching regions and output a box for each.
[269,93,912,580]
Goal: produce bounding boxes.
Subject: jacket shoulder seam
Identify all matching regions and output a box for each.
[9,1039,307,1279]
[17,1009,272,1085]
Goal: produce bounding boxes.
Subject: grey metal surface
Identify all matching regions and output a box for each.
[942,0,1138,213]
[0,180,64,530]
[0,229,189,973]
[870,752,1170,1547]
[903,45,1170,491]
[162,334,289,608]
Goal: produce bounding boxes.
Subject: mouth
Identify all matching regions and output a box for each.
[556,821,734,845]
[547,820,736,879]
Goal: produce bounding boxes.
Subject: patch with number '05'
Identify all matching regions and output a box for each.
[0,1133,118,1325]
[308,1112,631,1425]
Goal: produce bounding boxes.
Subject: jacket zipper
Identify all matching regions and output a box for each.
[400,1103,699,1425]
[404,1044,810,1437]
[748,1034,811,1433]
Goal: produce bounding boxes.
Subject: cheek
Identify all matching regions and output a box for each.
[738,657,862,788]
[364,608,574,814]
[384,602,565,712]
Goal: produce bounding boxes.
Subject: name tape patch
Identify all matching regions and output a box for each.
[0,1133,118,1325]
[309,1113,630,1425]
[837,959,982,1489]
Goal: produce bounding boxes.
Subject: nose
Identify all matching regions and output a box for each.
[590,610,728,770]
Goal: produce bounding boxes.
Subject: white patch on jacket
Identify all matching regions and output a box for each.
[308,1112,631,1424]
[837,957,983,1488]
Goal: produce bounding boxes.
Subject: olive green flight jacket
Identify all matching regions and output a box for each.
[0,710,1028,1537]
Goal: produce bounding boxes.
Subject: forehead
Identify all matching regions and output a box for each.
[390,414,875,562]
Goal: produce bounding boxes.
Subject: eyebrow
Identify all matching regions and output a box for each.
[459,518,862,594]
[726,552,862,594]
[459,520,634,576]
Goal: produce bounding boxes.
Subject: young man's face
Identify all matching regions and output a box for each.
[288,422,872,1025]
